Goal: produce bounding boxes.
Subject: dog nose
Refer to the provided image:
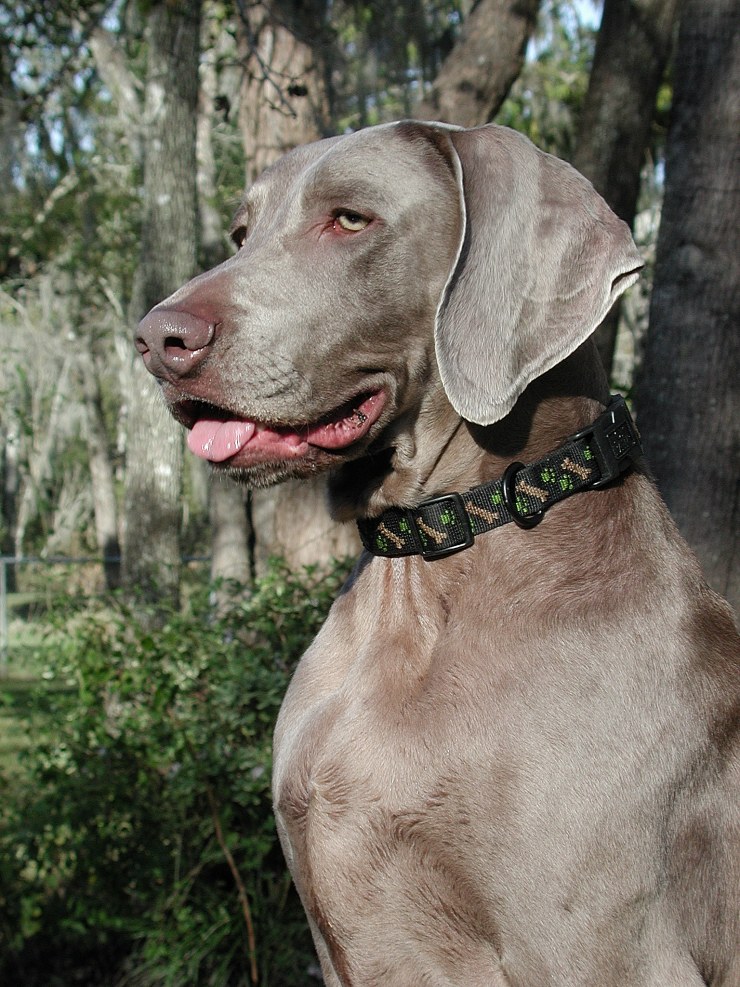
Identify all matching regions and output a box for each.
[135,307,215,379]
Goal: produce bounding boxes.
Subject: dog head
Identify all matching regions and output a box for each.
[136,122,642,494]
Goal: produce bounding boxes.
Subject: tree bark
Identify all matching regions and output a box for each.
[232,0,543,571]
[89,24,143,161]
[14,356,73,557]
[209,478,252,612]
[0,37,21,278]
[416,0,541,126]
[0,418,19,591]
[196,9,228,270]
[572,0,678,375]
[78,351,121,589]
[634,0,739,611]
[237,0,332,184]
[122,0,202,609]
[251,477,358,573]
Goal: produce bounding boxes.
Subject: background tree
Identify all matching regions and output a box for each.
[417,0,541,125]
[635,0,739,610]
[234,0,362,573]
[187,2,253,594]
[0,2,139,589]
[571,0,678,374]
[77,349,121,588]
[246,0,546,569]
[121,0,202,608]
[237,0,333,183]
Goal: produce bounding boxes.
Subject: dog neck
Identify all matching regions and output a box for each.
[328,339,610,522]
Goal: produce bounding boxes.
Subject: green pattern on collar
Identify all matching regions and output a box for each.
[357,396,641,560]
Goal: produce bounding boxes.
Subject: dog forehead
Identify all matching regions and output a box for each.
[314,127,454,197]
[244,136,343,209]
[247,123,456,214]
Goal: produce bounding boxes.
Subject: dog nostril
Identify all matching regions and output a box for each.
[164,337,189,353]
[136,308,216,378]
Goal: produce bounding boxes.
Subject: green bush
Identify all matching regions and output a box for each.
[0,559,351,986]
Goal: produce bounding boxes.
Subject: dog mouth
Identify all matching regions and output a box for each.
[174,390,387,466]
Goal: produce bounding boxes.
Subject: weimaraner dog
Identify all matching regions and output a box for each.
[136,121,739,986]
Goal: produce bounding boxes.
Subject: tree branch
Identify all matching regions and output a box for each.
[416,0,541,127]
[205,783,259,985]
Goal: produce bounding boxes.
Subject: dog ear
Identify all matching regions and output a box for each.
[434,125,643,425]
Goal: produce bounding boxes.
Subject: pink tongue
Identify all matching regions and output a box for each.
[187,419,256,462]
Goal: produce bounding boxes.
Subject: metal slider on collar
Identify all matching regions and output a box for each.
[405,493,474,560]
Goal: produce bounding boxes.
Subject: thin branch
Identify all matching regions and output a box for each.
[205,782,259,985]
[234,0,302,119]
[8,170,80,257]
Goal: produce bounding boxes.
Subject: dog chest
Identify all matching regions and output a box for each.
[271,565,709,985]
[273,684,513,984]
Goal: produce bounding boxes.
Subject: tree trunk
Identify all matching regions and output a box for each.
[237,0,332,184]
[89,25,143,161]
[0,37,21,278]
[209,478,252,612]
[416,0,541,126]
[196,8,228,271]
[634,0,739,611]
[14,356,73,557]
[572,0,678,375]
[78,352,121,589]
[0,418,19,591]
[122,0,202,609]
[251,478,358,573]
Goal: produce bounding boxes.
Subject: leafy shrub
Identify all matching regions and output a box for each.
[0,559,351,986]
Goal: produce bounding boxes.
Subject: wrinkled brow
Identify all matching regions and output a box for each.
[300,167,395,211]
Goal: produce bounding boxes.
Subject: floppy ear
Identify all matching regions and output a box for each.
[434,124,643,425]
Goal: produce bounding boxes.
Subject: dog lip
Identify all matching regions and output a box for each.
[176,388,388,465]
[303,390,387,450]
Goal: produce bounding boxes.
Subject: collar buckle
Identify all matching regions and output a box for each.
[569,395,641,489]
[408,492,474,560]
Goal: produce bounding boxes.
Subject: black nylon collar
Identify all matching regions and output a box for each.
[357,395,641,560]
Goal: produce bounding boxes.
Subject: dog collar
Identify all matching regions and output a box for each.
[357,395,642,560]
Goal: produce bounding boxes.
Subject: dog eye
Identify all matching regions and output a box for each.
[334,211,370,233]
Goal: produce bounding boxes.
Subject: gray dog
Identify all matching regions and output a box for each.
[137,121,739,987]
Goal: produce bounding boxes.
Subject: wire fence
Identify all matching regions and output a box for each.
[0,555,210,675]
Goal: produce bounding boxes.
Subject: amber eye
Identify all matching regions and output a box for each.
[335,211,370,232]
